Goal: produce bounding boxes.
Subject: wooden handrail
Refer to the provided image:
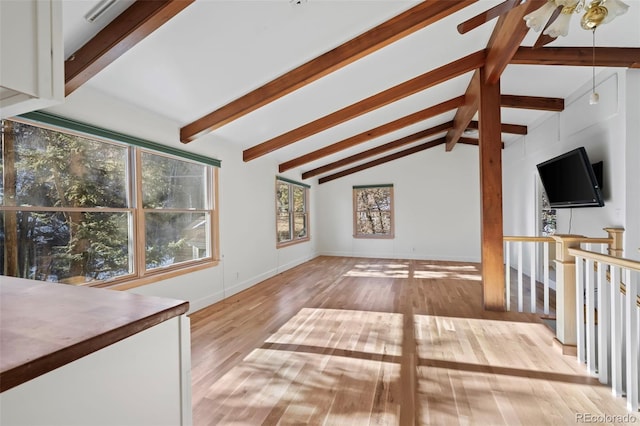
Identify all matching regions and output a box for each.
[503,236,613,244]
[579,237,614,245]
[503,236,554,242]
[569,247,640,307]
[568,248,640,272]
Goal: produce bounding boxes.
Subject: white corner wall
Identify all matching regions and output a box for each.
[315,144,481,263]
[503,69,635,266]
[624,69,640,262]
[44,86,317,313]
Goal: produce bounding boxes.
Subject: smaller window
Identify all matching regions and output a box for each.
[353,184,394,238]
[276,177,310,247]
[540,188,556,237]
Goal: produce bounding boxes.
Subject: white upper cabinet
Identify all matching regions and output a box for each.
[0,0,63,119]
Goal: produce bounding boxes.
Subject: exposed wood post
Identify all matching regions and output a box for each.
[478,66,505,311]
[604,227,624,257]
[552,235,584,346]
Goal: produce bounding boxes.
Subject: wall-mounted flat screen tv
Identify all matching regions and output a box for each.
[536,147,604,208]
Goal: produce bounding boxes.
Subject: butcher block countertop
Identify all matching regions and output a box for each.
[0,277,189,392]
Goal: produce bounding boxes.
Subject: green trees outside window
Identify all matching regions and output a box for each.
[353,185,394,238]
[276,178,309,247]
[1,119,217,286]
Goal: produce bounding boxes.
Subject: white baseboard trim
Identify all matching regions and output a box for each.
[188,289,226,314]
[189,252,319,314]
[317,251,480,263]
[277,252,318,274]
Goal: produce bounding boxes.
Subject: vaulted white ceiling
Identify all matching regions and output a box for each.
[61,0,640,178]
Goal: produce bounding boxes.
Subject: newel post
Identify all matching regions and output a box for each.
[552,235,585,347]
[604,227,624,257]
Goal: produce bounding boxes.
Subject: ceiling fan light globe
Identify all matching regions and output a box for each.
[601,0,630,24]
[524,0,558,31]
[556,0,580,7]
[543,11,573,37]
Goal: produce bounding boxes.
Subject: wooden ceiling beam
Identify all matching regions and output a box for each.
[179,0,477,143]
[65,0,194,96]
[446,0,542,151]
[459,137,505,148]
[318,138,446,184]
[302,122,453,180]
[483,0,546,84]
[511,47,640,67]
[457,0,520,34]
[501,94,564,111]
[445,70,480,151]
[243,50,485,162]
[278,97,464,173]
[468,120,527,135]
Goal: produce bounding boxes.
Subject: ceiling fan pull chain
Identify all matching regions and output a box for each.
[590,28,600,105]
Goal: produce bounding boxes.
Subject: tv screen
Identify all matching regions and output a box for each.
[536,147,604,208]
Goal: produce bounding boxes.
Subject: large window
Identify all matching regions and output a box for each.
[276,177,309,247]
[353,184,394,238]
[0,115,219,288]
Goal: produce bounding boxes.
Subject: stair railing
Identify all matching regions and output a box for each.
[503,236,554,314]
[571,246,639,412]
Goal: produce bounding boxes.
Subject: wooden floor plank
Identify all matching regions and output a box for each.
[190,256,636,425]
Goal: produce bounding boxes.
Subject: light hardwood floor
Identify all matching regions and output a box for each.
[190,256,636,425]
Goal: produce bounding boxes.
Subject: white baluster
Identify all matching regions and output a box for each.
[610,266,623,396]
[530,242,537,313]
[505,241,511,311]
[597,260,610,384]
[576,256,586,364]
[624,270,638,412]
[585,256,597,375]
[637,302,640,410]
[518,241,523,312]
[544,241,550,315]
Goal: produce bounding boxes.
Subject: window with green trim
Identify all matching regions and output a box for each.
[0,117,219,287]
[353,184,394,238]
[276,177,309,247]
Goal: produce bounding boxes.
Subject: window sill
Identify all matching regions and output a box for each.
[107,260,219,291]
[276,237,310,249]
[353,234,395,239]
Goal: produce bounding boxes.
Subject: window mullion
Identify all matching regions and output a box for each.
[133,148,145,278]
[288,183,294,241]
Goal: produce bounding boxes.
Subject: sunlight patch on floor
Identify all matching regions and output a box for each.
[412,314,637,425]
[413,270,482,280]
[204,308,403,425]
[344,261,482,280]
[413,264,481,281]
[345,262,410,279]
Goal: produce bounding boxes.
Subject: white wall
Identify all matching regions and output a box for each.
[45,87,317,313]
[624,69,640,262]
[503,69,636,274]
[315,143,481,263]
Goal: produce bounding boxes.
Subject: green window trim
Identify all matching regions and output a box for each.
[353,184,395,239]
[353,184,393,189]
[19,111,221,168]
[277,176,310,188]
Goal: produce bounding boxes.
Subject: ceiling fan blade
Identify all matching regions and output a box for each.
[533,6,563,48]
[457,0,521,34]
